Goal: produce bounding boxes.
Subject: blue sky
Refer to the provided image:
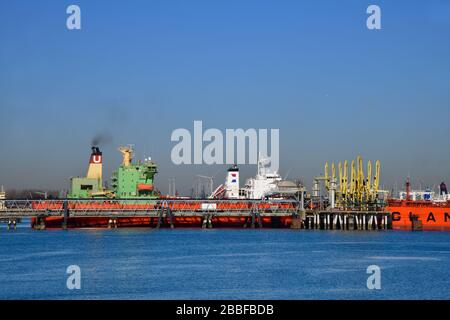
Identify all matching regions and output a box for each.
[1,0,450,194]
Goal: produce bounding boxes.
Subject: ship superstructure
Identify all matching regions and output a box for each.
[111,146,158,199]
[211,159,302,200]
[0,185,5,210]
[68,145,158,199]
[242,158,283,199]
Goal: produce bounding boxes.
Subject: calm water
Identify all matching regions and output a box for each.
[0,220,449,300]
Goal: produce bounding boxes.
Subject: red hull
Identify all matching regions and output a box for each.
[33,216,293,229]
[30,200,450,231]
[387,200,450,231]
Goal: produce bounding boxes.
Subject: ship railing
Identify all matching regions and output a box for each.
[0,199,301,217]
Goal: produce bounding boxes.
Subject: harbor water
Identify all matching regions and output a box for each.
[0,221,449,300]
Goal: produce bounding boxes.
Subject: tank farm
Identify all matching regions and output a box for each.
[1,145,449,231]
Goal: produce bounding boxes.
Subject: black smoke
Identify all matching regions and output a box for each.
[91,132,113,147]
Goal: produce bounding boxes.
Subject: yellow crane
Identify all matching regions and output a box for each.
[323,156,381,209]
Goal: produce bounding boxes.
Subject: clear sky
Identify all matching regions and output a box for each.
[1,0,450,194]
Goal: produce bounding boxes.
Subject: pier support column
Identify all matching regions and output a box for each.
[251,211,256,229]
[33,215,46,230]
[202,214,212,229]
[257,212,262,229]
[208,215,213,229]
[202,215,207,229]
[348,215,354,230]
[6,220,17,231]
[62,201,69,230]
[167,208,174,229]
[290,216,302,229]
[332,215,338,230]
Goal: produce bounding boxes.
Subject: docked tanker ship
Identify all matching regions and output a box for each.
[386,181,450,231]
[33,145,299,229]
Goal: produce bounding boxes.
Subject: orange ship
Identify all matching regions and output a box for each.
[387,181,450,231]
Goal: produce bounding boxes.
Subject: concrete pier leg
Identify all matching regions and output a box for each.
[257,213,262,229]
[363,215,366,230]
[338,215,343,230]
[33,216,46,230]
[251,211,256,229]
[327,215,330,230]
[348,216,354,230]
[290,217,302,229]
[62,201,69,230]
[167,208,174,229]
[208,215,213,229]
[355,216,360,230]
[333,215,338,230]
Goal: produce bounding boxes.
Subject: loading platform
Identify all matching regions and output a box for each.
[0,199,391,230]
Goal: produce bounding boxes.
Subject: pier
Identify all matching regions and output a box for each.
[0,199,391,230]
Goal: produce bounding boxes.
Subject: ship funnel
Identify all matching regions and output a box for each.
[225,164,240,199]
[86,146,103,182]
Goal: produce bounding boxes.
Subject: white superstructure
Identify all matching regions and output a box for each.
[0,185,6,210]
[211,160,301,200]
[243,158,282,199]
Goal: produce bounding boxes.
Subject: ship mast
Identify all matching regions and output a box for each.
[118,145,134,167]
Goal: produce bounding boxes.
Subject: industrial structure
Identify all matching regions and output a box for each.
[0,144,449,231]
[311,156,387,211]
